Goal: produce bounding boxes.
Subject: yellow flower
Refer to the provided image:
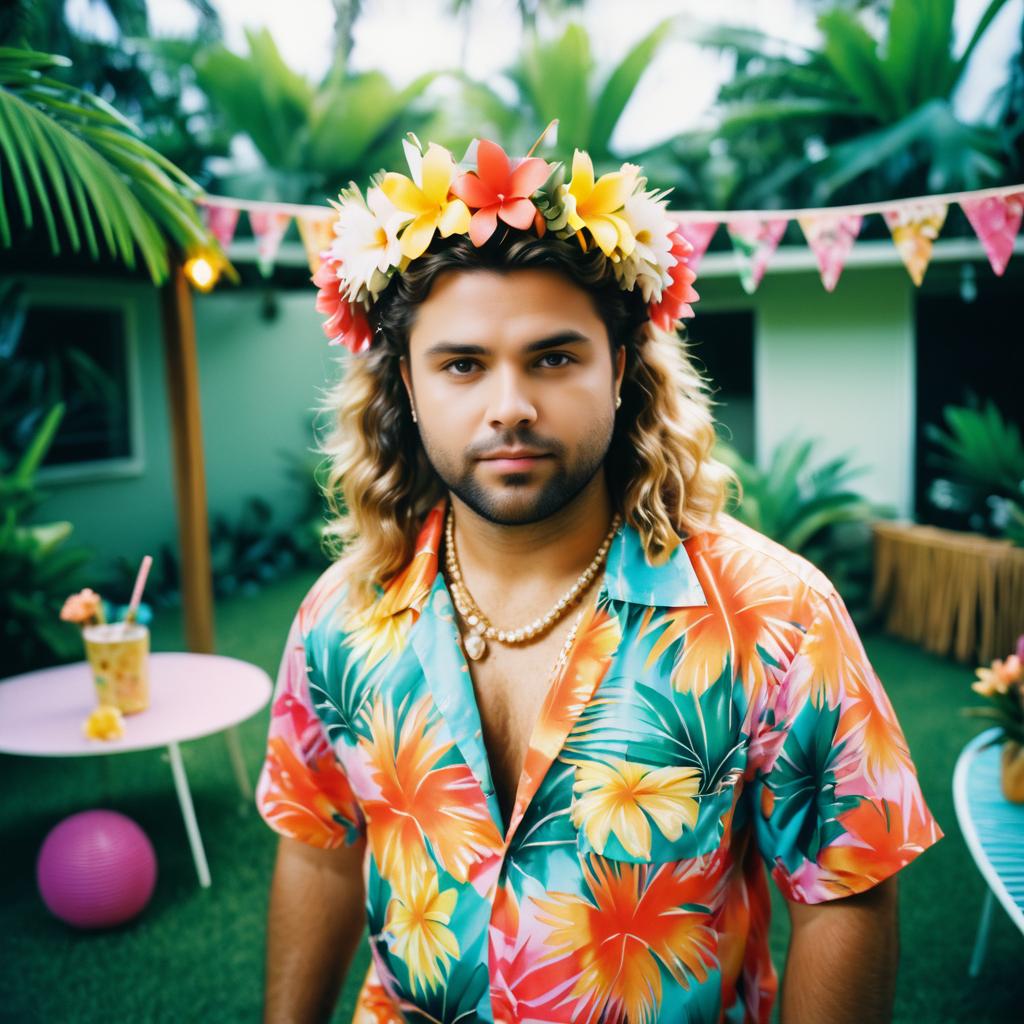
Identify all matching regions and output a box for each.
[571,758,702,859]
[82,704,125,741]
[560,149,637,260]
[380,141,471,260]
[385,866,460,996]
[973,654,1022,696]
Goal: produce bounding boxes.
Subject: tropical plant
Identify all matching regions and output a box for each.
[682,0,1022,207]
[0,46,214,283]
[496,19,683,185]
[192,28,452,204]
[925,396,1024,541]
[0,404,94,677]
[715,436,890,613]
[0,0,228,181]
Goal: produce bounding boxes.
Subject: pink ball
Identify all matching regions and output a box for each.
[36,810,157,929]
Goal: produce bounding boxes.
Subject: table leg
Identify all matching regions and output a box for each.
[224,725,252,806]
[167,741,212,888]
[968,889,994,978]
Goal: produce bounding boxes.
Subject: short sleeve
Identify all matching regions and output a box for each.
[255,610,365,849]
[750,587,943,904]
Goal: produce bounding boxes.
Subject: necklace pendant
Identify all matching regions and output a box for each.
[464,631,486,661]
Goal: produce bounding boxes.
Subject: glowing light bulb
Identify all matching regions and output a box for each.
[184,254,219,292]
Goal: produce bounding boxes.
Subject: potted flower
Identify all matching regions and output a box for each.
[964,634,1024,802]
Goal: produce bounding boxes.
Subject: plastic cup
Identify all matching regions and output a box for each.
[82,623,150,714]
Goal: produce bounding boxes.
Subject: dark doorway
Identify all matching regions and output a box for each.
[686,310,756,461]
[914,265,1022,531]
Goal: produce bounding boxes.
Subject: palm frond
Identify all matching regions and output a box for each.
[0,47,211,283]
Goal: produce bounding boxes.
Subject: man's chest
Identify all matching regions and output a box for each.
[462,622,579,823]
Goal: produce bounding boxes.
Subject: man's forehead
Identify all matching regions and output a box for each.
[410,268,605,351]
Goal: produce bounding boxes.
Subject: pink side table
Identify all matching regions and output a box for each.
[0,653,272,888]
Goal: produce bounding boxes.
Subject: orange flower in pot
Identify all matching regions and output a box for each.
[964,635,1024,802]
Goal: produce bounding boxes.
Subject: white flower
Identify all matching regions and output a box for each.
[329,185,404,301]
[612,189,676,302]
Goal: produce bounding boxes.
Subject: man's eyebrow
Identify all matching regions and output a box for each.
[423,332,591,359]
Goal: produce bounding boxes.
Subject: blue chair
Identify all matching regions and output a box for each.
[953,726,1024,976]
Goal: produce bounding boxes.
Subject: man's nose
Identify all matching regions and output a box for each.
[486,366,537,429]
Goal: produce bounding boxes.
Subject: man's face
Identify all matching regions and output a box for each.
[401,268,626,526]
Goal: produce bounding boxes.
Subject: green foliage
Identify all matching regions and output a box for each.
[0,0,229,182]
[925,396,1024,542]
[716,435,890,614]
[682,0,1021,207]
[501,18,680,180]
[0,403,93,678]
[192,28,447,203]
[0,46,213,282]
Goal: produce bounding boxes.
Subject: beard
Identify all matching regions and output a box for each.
[417,421,614,526]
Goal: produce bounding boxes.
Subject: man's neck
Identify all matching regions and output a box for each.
[447,473,615,618]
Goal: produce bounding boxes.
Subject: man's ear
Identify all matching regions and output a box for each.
[613,343,626,391]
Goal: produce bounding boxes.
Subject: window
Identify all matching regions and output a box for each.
[1,284,143,482]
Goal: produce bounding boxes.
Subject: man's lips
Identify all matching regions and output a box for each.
[478,450,552,471]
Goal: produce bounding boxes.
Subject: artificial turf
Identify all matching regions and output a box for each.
[2,568,1020,1022]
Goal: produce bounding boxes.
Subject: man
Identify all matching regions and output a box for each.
[256,138,942,1023]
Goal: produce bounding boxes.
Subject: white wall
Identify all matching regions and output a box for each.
[697,266,916,516]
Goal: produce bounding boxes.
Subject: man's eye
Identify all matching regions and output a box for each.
[444,359,479,375]
[538,353,573,368]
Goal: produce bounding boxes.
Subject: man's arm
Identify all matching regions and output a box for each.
[780,876,900,1024]
[264,834,367,1024]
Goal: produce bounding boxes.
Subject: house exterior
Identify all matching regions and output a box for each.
[19,235,1021,577]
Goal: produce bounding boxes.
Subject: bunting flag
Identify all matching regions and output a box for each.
[674,220,719,271]
[248,210,292,277]
[960,193,1024,276]
[884,203,947,286]
[727,217,788,293]
[203,203,240,250]
[297,215,336,274]
[798,213,863,292]
[197,183,1021,293]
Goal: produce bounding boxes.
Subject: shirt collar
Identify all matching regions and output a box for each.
[378,496,708,618]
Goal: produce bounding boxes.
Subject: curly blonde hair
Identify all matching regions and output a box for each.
[316,231,739,615]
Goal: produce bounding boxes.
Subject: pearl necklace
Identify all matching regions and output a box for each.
[444,505,621,661]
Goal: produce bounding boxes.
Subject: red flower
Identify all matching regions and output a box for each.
[312,257,373,354]
[451,139,552,246]
[648,227,699,330]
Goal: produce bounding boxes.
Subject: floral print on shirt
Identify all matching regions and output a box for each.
[256,497,942,1023]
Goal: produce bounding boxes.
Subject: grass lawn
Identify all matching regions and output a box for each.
[3,568,1021,1022]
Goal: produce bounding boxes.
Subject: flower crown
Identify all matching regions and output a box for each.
[313,135,699,354]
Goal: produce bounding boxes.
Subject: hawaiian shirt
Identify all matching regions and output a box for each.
[256,497,942,1023]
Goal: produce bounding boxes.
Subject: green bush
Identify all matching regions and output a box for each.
[716,435,893,616]
[0,403,93,677]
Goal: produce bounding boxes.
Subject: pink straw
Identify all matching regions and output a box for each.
[126,555,153,622]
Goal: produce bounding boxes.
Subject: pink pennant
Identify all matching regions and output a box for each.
[248,210,292,277]
[960,193,1023,276]
[203,204,240,250]
[297,215,336,274]
[673,219,718,272]
[798,213,863,292]
[726,217,788,293]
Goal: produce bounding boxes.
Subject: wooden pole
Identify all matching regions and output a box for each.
[159,262,215,653]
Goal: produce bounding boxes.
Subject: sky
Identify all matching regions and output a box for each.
[76,0,1023,153]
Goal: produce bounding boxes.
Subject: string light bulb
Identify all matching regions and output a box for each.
[183,251,219,292]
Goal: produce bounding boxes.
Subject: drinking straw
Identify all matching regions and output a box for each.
[125,555,153,625]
